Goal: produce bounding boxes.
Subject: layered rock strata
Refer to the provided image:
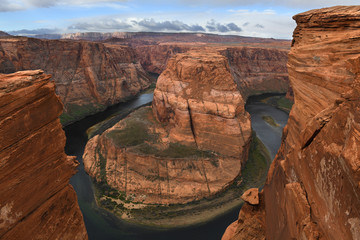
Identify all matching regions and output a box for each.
[0,70,87,239]
[222,188,265,240]
[152,50,252,159]
[0,37,151,124]
[83,50,252,205]
[221,6,360,240]
[134,44,190,74]
[221,47,289,98]
[223,6,360,240]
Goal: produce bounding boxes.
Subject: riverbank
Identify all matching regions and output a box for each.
[66,92,288,240]
[92,131,271,228]
[260,94,293,113]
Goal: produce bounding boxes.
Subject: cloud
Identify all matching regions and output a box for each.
[134,19,205,32]
[8,28,60,35]
[69,19,132,31]
[179,0,360,9]
[255,24,264,28]
[206,19,242,33]
[68,18,208,32]
[0,0,128,12]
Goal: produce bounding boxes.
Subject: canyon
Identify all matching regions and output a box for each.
[0,26,291,236]
[0,36,152,125]
[82,40,289,226]
[83,49,252,206]
[0,70,87,239]
[223,5,360,240]
[3,5,360,240]
[0,32,290,126]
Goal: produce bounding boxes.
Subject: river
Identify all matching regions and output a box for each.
[65,93,289,240]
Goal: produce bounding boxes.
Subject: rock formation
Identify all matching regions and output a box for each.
[223,6,360,240]
[83,108,247,204]
[0,70,87,239]
[221,47,289,98]
[83,50,252,205]
[152,50,252,158]
[222,189,265,240]
[0,37,151,125]
[134,44,190,74]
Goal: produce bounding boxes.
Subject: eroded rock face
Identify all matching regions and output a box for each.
[83,49,254,205]
[0,70,87,239]
[221,47,289,99]
[152,50,252,159]
[241,188,259,205]
[222,190,265,240]
[83,108,243,204]
[0,37,151,125]
[263,6,360,240]
[134,44,190,74]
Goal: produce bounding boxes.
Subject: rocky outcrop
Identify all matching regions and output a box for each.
[83,108,244,205]
[0,70,87,239]
[221,47,289,99]
[0,37,151,125]
[134,44,190,74]
[262,6,360,240]
[83,49,253,205]
[241,188,259,205]
[222,189,265,240]
[152,50,252,159]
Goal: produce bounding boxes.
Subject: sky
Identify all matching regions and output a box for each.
[0,0,359,39]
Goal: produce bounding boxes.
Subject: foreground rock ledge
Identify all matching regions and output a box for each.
[0,70,87,239]
[223,5,360,240]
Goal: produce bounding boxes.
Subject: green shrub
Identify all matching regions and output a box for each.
[107,120,152,147]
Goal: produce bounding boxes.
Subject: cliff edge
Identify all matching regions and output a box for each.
[0,70,87,239]
[223,6,360,240]
[0,37,151,125]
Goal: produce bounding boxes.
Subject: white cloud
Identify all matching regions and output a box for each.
[178,0,360,9]
[0,0,128,11]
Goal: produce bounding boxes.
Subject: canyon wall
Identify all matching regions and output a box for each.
[221,47,289,99]
[0,37,151,125]
[134,44,190,74]
[0,70,87,239]
[222,6,360,240]
[264,6,360,239]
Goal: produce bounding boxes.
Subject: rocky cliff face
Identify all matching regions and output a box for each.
[0,70,87,239]
[221,47,289,99]
[260,6,360,240]
[134,44,190,74]
[222,188,265,240]
[0,37,151,125]
[83,108,245,205]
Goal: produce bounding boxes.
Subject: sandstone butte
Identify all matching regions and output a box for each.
[0,70,87,239]
[0,36,152,125]
[83,50,252,205]
[83,45,289,207]
[223,6,360,240]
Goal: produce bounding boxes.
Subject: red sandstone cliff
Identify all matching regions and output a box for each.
[0,37,151,125]
[134,44,190,74]
[0,70,87,239]
[221,47,289,98]
[223,6,360,240]
[152,50,252,159]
